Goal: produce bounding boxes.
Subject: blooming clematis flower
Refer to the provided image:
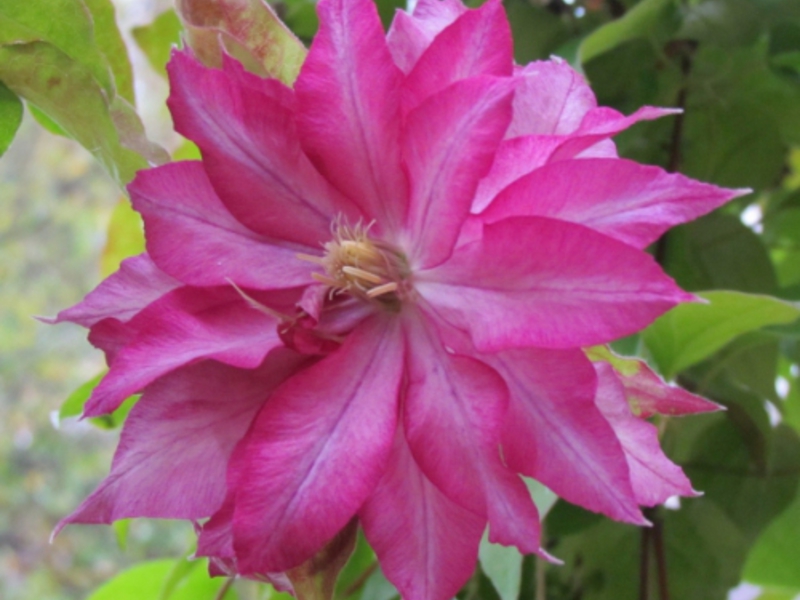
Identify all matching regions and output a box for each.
[53,0,745,598]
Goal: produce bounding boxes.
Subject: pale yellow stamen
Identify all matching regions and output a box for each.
[366,282,399,298]
[298,219,410,306]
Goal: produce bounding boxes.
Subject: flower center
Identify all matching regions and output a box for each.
[298,221,410,308]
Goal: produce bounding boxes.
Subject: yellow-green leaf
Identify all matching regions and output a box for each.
[101,198,145,276]
[0,80,22,156]
[132,9,183,77]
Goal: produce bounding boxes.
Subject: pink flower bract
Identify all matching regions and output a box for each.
[55,0,744,598]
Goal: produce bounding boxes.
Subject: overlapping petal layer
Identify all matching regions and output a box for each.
[57,0,742,598]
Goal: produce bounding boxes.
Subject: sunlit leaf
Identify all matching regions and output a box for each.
[87,560,174,600]
[133,10,184,77]
[0,80,22,156]
[175,0,307,85]
[479,534,522,600]
[60,370,138,429]
[0,0,114,93]
[643,291,800,378]
[101,198,145,277]
[83,0,135,103]
[0,42,166,188]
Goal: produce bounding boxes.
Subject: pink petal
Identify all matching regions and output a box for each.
[58,350,307,530]
[84,286,287,416]
[402,0,512,113]
[488,347,646,524]
[472,106,677,213]
[403,77,515,269]
[481,158,745,248]
[167,50,351,246]
[231,315,403,573]
[594,363,698,506]
[418,217,693,351]
[507,59,597,138]
[295,0,408,232]
[48,254,180,327]
[360,426,485,600]
[386,0,466,73]
[545,106,678,163]
[130,161,315,289]
[402,309,542,553]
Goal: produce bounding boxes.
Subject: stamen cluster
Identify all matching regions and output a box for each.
[299,221,410,306]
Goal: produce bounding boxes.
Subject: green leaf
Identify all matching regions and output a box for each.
[479,533,522,600]
[662,212,776,296]
[60,370,138,428]
[0,0,114,93]
[87,560,175,600]
[83,0,136,103]
[101,197,145,276]
[132,10,184,77]
[0,41,166,188]
[745,494,800,588]
[176,0,307,86]
[59,372,104,420]
[0,80,22,156]
[578,0,679,65]
[504,0,570,64]
[87,559,236,600]
[642,291,800,378]
[158,554,200,600]
[113,519,130,550]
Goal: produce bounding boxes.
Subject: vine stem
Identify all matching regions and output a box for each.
[214,577,235,600]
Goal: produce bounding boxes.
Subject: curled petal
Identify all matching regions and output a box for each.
[84,286,288,416]
[594,363,699,506]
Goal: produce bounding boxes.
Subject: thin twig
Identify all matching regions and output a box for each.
[653,515,670,600]
[639,525,651,600]
[214,577,235,600]
[343,562,379,598]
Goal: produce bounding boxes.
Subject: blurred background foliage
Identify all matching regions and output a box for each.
[2,0,800,599]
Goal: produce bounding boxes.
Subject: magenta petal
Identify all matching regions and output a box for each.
[594,364,698,506]
[481,158,746,248]
[59,351,306,530]
[403,77,515,269]
[507,59,597,138]
[84,287,286,416]
[418,217,693,350]
[130,161,314,289]
[489,348,646,524]
[295,0,407,231]
[473,107,678,213]
[402,310,542,553]
[360,427,485,600]
[386,0,466,73]
[49,254,180,327]
[402,0,512,113]
[167,51,350,246]
[231,315,403,573]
